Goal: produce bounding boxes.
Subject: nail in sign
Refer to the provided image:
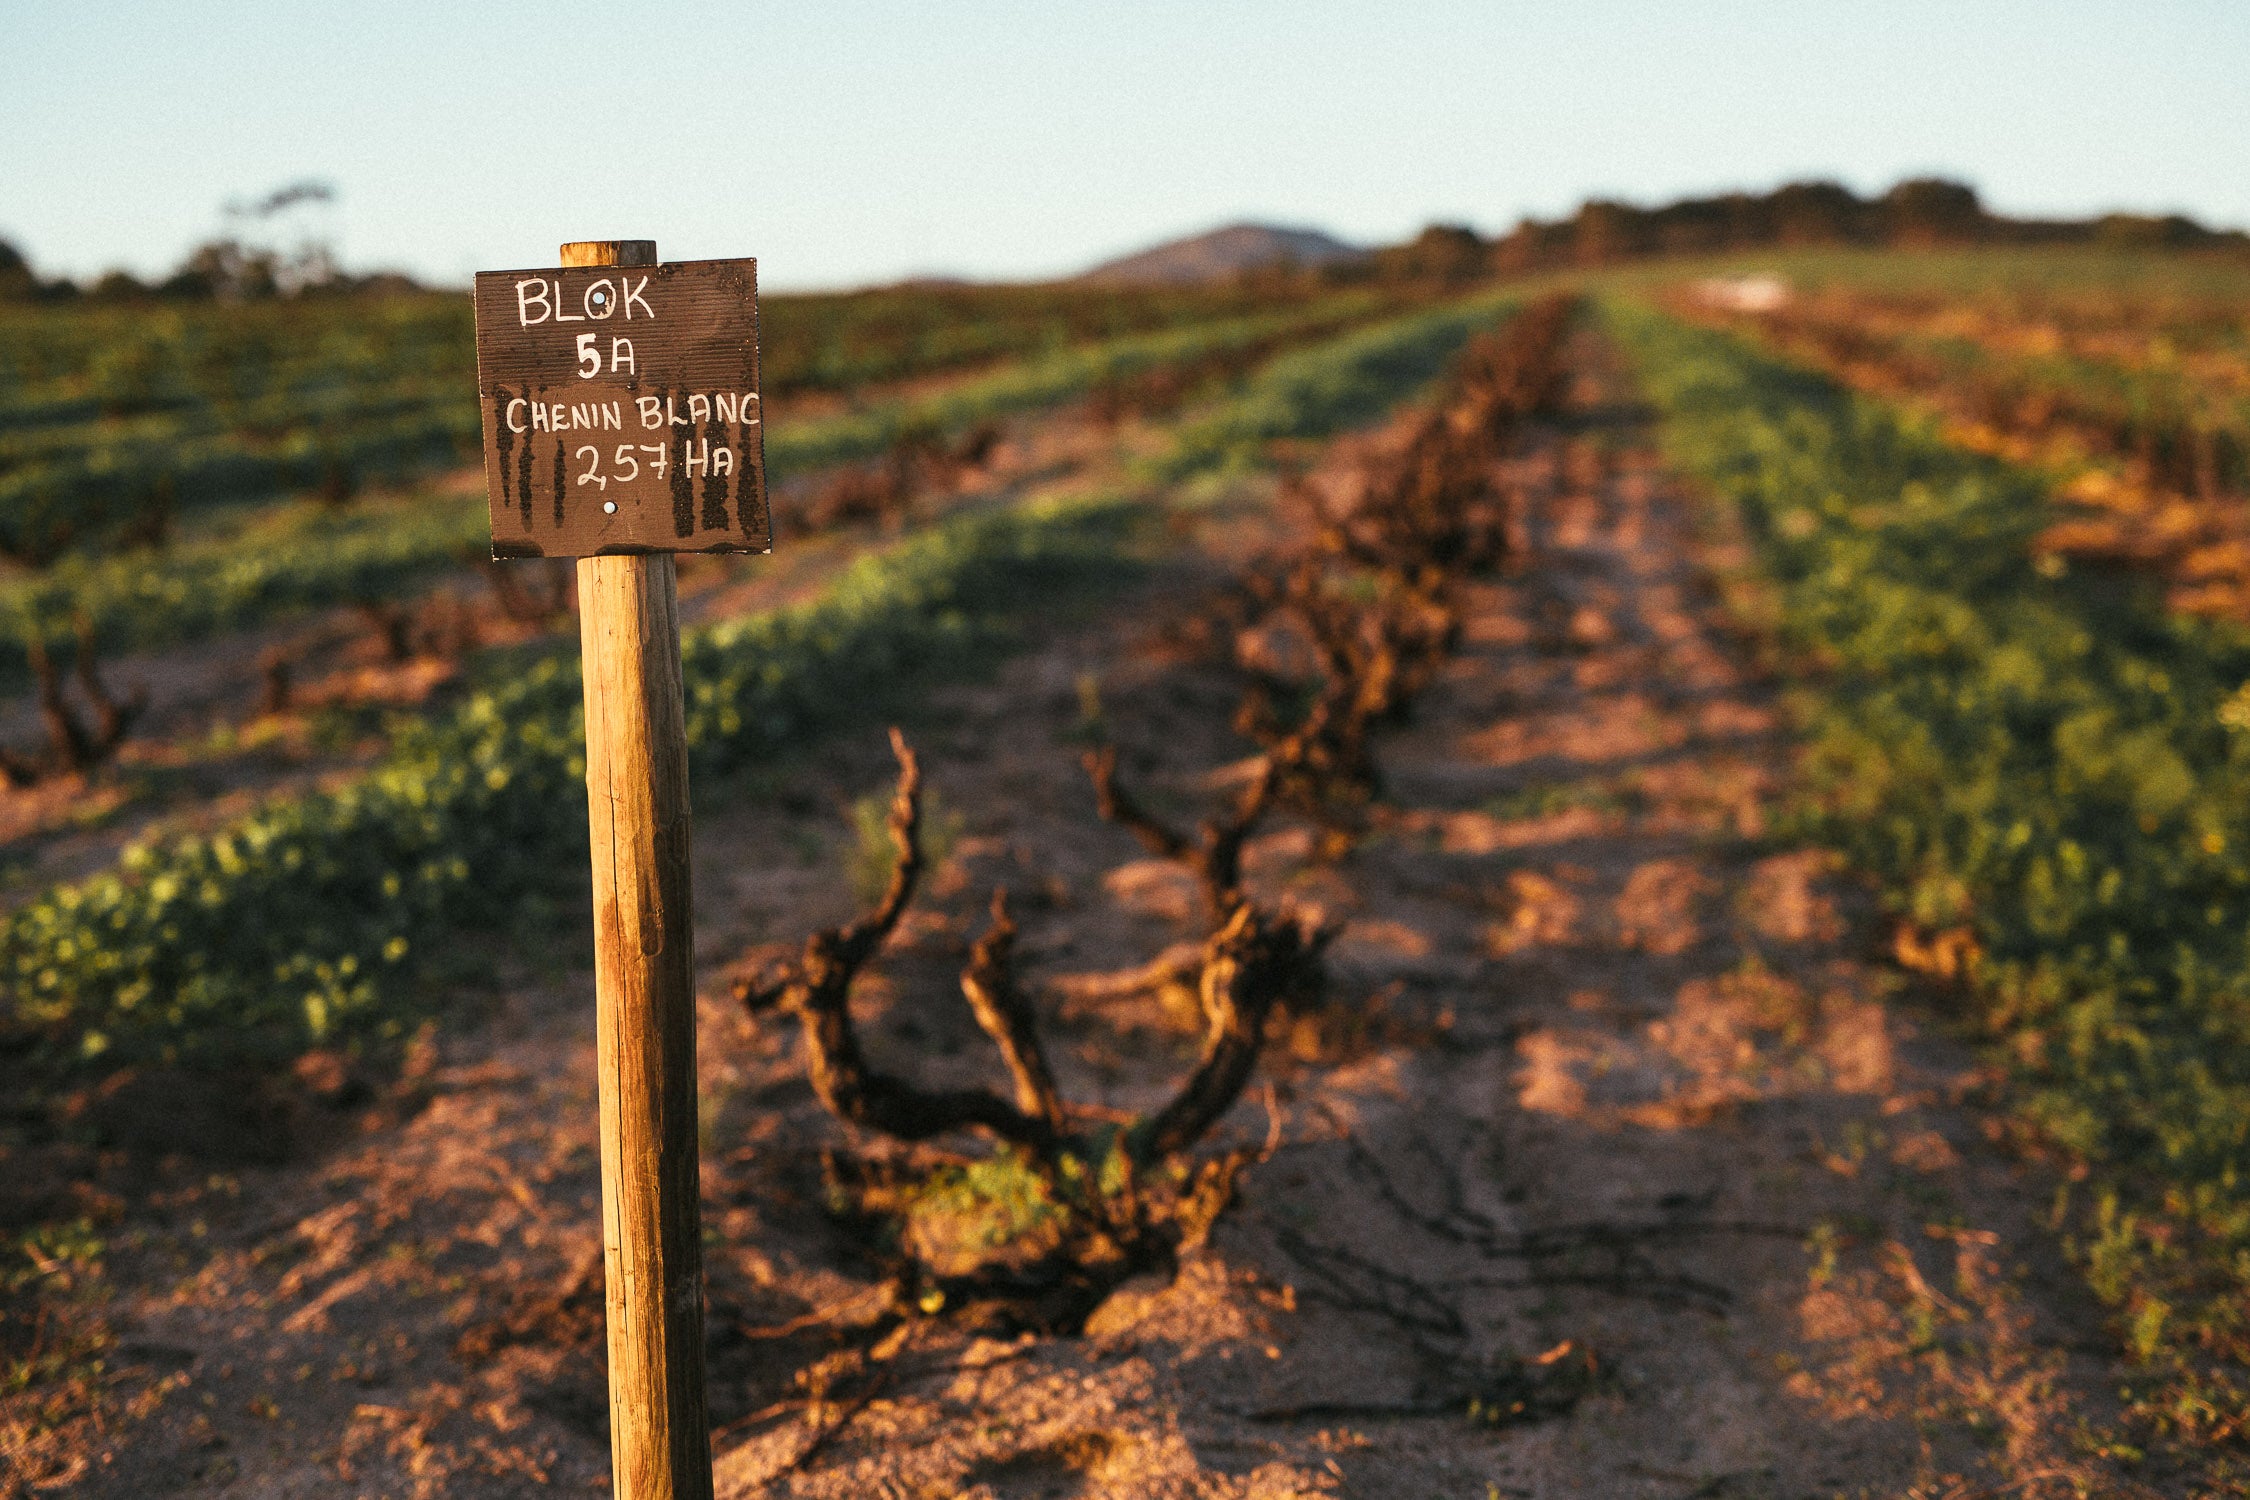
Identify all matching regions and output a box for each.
[473,258,770,558]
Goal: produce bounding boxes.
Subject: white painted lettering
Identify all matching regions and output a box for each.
[514,278,551,326]
[506,398,528,432]
[683,440,710,478]
[575,444,606,489]
[688,393,711,424]
[531,402,550,433]
[610,338,636,375]
[601,402,621,429]
[642,443,669,479]
[667,396,686,426]
[637,396,663,429]
[583,278,615,320]
[622,275,653,319]
[713,446,734,476]
[714,393,737,423]
[575,331,599,380]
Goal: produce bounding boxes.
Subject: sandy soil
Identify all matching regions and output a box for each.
[9,334,2163,1499]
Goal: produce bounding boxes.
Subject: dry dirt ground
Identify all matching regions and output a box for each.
[16,337,2164,1499]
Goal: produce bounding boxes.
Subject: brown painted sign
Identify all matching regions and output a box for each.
[473,258,769,558]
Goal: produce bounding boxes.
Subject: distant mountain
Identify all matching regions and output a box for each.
[1080,222,1364,285]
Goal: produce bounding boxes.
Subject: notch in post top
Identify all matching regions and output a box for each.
[561,240,658,268]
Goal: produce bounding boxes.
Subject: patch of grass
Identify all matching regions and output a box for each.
[910,1151,1075,1255]
[1069,670,1108,744]
[1480,776,1642,822]
[2,1215,113,1481]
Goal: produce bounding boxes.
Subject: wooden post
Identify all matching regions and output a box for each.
[565,238,714,1500]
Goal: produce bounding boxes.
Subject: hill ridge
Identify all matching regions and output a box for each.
[1079,221,1363,285]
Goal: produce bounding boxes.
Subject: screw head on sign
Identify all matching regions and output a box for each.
[604,501,617,514]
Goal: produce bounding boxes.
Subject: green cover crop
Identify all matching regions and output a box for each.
[1,497,1139,1070]
[1610,298,2250,1438]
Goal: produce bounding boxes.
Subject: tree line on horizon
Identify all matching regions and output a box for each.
[1353,177,2250,288]
[0,236,419,306]
[5,176,2244,307]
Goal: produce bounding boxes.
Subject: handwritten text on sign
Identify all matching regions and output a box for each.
[472,258,769,558]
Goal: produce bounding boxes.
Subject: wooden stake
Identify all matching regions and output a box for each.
[566,238,714,1500]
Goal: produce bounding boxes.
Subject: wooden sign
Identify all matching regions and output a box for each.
[480,240,721,1498]
[472,258,769,558]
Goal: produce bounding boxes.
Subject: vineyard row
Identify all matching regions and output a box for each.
[0,291,1523,1077]
[0,292,1440,687]
[1614,299,2250,1441]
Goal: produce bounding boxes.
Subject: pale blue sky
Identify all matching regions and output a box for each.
[4,1,2243,291]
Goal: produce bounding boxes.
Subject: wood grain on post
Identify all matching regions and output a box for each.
[566,238,715,1500]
